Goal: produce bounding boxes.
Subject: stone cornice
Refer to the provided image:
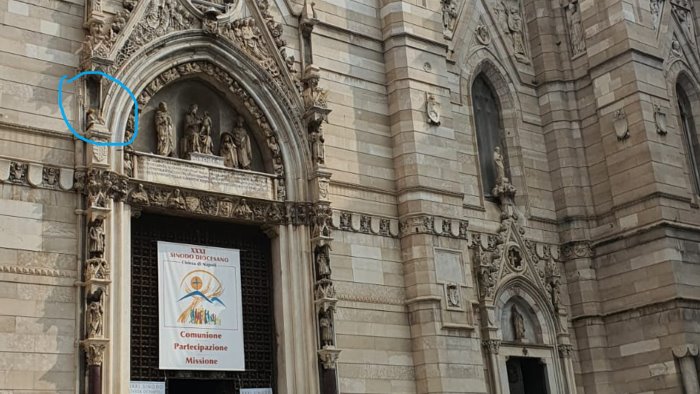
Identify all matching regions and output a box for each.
[0,120,75,140]
[0,265,77,279]
[570,297,700,324]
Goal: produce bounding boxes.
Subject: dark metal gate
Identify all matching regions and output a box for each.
[130,213,274,391]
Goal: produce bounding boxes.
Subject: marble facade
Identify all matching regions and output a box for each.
[0,0,699,393]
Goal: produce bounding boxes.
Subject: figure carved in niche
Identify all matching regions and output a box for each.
[319,309,334,347]
[316,248,331,279]
[441,0,457,35]
[310,128,325,164]
[88,218,105,258]
[183,104,202,157]
[549,278,561,310]
[511,305,526,342]
[155,102,175,157]
[232,117,252,170]
[565,0,586,56]
[130,183,149,205]
[302,65,328,110]
[86,288,104,338]
[199,111,214,155]
[220,133,239,168]
[495,1,529,64]
[168,189,186,209]
[650,0,663,30]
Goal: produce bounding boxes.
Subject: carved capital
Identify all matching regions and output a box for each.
[482,339,501,354]
[82,341,107,366]
[558,344,574,358]
[672,343,699,358]
[318,347,341,370]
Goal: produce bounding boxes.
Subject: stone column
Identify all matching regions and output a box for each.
[673,344,700,394]
[482,340,503,394]
[558,344,578,394]
[77,113,127,394]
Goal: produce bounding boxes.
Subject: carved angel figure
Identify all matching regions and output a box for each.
[155,102,174,156]
[232,117,252,170]
[220,132,239,168]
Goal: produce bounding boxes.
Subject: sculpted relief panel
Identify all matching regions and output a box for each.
[134,79,265,172]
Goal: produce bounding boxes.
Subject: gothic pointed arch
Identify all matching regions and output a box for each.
[462,57,531,212]
[102,42,314,203]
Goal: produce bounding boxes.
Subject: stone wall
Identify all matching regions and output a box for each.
[0,130,78,393]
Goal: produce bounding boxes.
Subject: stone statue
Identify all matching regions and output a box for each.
[220,132,239,168]
[495,1,529,63]
[494,146,507,186]
[566,1,586,56]
[309,128,325,164]
[86,288,104,338]
[319,310,333,347]
[88,218,105,258]
[183,104,202,156]
[511,305,526,342]
[155,102,174,156]
[199,111,214,155]
[507,4,528,62]
[549,278,561,310]
[441,0,457,34]
[316,249,331,278]
[88,298,103,337]
[302,65,328,110]
[232,117,252,170]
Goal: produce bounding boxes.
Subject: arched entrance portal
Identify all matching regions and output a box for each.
[81,45,325,393]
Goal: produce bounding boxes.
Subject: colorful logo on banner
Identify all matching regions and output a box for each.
[178,270,225,326]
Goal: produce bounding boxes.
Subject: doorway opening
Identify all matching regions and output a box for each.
[506,356,549,394]
[129,213,275,390]
[168,378,234,393]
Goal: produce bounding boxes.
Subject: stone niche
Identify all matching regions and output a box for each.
[501,297,541,344]
[134,78,265,172]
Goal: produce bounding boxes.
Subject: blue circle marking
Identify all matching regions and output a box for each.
[58,71,139,147]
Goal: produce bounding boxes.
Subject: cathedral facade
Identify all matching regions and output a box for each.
[0,0,699,392]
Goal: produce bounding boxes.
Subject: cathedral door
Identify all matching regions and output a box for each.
[130,213,274,392]
[506,356,549,394]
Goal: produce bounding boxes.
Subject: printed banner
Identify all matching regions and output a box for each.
[158,241,245,370]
